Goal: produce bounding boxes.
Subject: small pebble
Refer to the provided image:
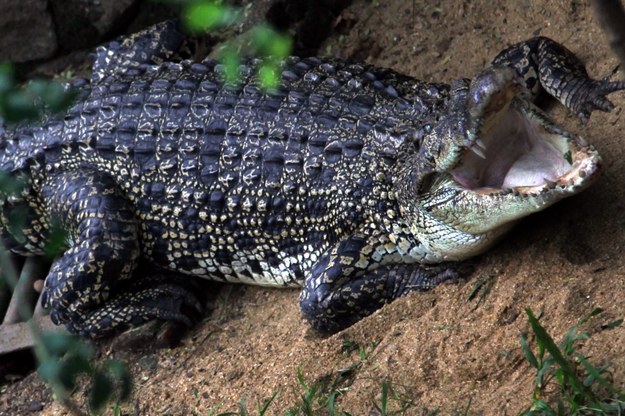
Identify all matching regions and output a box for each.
[33,280,44,293]
[27,400,44,412]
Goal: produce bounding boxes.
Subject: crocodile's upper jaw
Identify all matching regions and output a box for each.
[452,99,592,192]
[455,96,599,188]
[418,72,601,241]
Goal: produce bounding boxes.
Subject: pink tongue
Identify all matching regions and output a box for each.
[451,171,481,189]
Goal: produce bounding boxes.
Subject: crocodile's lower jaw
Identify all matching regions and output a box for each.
[430,98,601,235]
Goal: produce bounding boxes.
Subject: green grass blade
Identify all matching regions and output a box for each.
[578,307,603,325]
[521,334,539,369]
[576,352,625,400]
[374,380,389,415]
[328,391,337,416]
[601,319,624,330]
[525,308,590,397]
[258,391,278,415]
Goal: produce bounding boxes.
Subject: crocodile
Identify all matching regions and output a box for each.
[0,21,622,338]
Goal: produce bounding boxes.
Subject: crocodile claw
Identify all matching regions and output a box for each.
[576,79,625,123]
[66,280,205,339]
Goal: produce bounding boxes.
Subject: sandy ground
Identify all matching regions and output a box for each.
[2,0,625,414]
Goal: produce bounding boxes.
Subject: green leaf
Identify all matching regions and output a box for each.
[297,368,307,390]
[327,393,336,416]
[183,2,237,33]
[218,46,241,87]
[251,26,291,58]
[0,171,25,196]
[340,341,359,354]
[258,63,278,90]
[521,335,539,369]
[0,62,14,93]
[40,332,83,357]
[3,91,39,122]
[563,150,573,164]
[525,308,589,396]
[44,221,69,258]
[0,81,76,123]
[6,207,27,244]
[377,381,389,415]
[37,359,62,383]
[238,395,248,415]
[530,398,554,412]
[258,391,278,415]
[105,359,133,401]
[576,352,625,399]
[578,307,603,325]
[89,370,113,412]
[601,318,623,330]
[59,353,92,391]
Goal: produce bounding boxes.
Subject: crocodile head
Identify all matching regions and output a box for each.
[409,67,601,261]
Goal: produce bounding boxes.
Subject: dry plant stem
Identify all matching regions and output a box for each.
[0,249,38,334]
[591,0,625,74]
[2,258,42,323]
[0,247,87,416]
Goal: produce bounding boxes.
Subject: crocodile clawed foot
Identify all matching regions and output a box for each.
[576,79,625,122]
[110,317,199,351]
[67,280,205,340]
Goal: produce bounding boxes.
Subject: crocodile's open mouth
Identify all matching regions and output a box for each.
[450,98,601,196]
[422,68,602,236]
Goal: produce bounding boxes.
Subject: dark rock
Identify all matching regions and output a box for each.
[266,0,353,56]
[27,400,44,412]
[0,0,57,62]
[48,0,140,51]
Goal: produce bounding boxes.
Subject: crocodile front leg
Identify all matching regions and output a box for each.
[299,231,468,333]
[492,36,625,121]
[40,170,200,338]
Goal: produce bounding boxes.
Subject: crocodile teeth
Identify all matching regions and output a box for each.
[474,138,487,151]
[543,178,558,188]
[470,145,486,159]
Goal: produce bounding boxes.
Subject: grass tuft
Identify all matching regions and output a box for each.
[520,307,625,415]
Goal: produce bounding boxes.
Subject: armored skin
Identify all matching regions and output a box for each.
[0,21,622,338]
